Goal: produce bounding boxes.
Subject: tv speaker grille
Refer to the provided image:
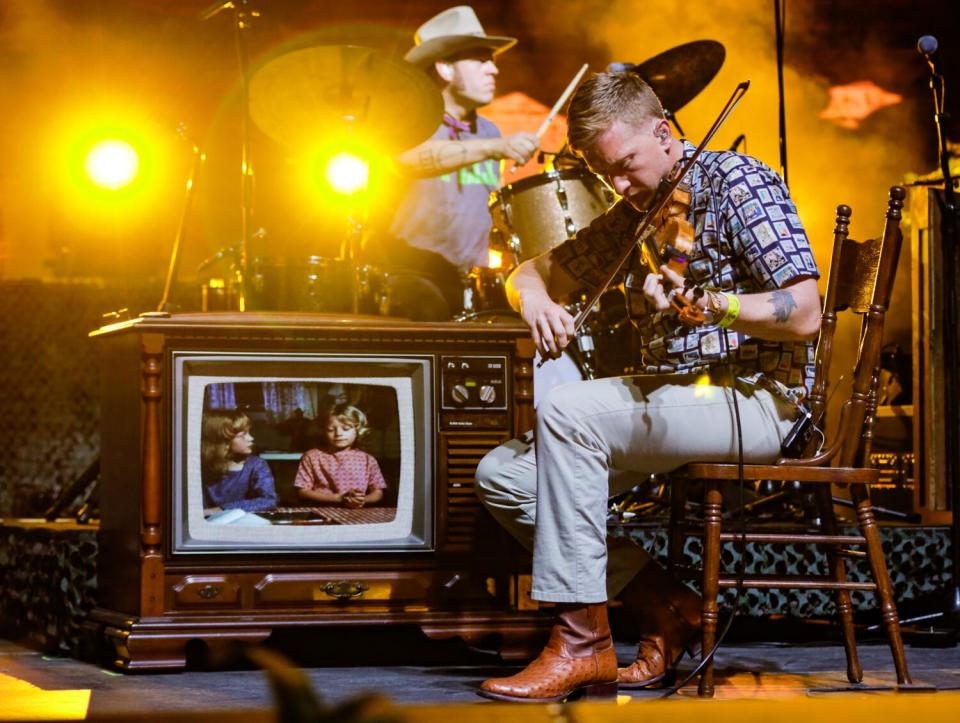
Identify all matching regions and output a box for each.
[442,432,506,552]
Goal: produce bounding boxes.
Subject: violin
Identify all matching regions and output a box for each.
[568,81,750,337]
[636,181,706,326]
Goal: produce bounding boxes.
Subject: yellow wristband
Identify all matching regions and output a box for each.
[718,293,740,328]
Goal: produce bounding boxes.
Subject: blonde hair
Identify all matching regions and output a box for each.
[201,409,251,477]
[567,71,665,155]
[324,403,370,443]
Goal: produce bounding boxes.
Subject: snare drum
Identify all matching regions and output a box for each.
[489,169,614,263]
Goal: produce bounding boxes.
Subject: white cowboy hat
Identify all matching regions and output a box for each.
[404,6,517,69]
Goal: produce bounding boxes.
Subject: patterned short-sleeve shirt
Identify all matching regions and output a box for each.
[552,141,820,396]
[293,448,387,497]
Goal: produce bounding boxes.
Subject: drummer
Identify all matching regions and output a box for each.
[372,5,539,320]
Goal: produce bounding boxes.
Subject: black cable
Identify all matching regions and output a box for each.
[660,157,749,697]
[774,0,789,186]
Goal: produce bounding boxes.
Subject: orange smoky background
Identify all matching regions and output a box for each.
[0,0,954,325]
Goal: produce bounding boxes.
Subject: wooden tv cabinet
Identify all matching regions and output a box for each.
[85,312,550,670]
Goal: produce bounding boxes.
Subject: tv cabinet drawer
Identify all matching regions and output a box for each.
[253,572,433,607]
[170,576,241,607]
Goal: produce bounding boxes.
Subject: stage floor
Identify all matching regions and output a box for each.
[2,636,959,720]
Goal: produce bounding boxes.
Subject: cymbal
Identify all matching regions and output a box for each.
[629,40,725,114]
[249,45,443,154]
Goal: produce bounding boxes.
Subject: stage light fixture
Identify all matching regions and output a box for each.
[488,248,504,269]
[325,151,368,195]
[84,139,140,190]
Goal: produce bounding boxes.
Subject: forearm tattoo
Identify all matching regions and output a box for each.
[419,142,468,171]
[769,289,797,323]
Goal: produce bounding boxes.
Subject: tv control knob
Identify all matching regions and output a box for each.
[451,384,470,403]
[478,384,497,403]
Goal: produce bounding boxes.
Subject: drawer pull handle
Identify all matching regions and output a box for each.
[322,581,369,600]
[198,585,221,600]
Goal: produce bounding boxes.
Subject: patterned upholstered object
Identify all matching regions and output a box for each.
[611,524,952,616]
[0,520,949,656]
[0,280,159,517]
[0,523,98,655]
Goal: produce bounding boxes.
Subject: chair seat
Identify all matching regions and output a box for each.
[678,462,879,484]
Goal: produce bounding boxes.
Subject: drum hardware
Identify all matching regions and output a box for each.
[197,244,240,273]
[568,328,596,380]
[343,213,371,315]
[460,271,478,316]
[240,256,386,314]
[488,196,523,267]
[203,0,263,310]
[156,124,205,313]
[552,174,578,239]
[456,266,509,320]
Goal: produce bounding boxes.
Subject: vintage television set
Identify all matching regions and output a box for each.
[87,312,549,670]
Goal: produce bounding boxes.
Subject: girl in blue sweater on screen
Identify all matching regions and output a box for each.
[201,409,277,516]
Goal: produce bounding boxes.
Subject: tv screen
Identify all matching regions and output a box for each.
[171,352,433,555]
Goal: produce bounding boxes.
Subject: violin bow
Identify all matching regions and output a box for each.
[571,81,751,332]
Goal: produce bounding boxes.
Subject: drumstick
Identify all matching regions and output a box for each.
[508,63,589,173]
[535,63,589,139]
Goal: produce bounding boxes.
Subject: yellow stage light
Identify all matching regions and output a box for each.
[488,249,504,269]
[325,152,368,195]
[84,139,139,190]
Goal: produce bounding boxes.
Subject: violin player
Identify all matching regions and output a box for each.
[475,70,822,702]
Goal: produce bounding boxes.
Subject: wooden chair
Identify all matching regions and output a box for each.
[668,186,912,696]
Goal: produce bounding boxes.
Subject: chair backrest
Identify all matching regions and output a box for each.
[801,186,905,465]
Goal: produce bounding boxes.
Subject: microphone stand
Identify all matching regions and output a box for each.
[906,40,960,642]
[927,47,960,636]
[773,0,789,186]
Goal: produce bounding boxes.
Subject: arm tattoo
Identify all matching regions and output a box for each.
[434,142,468,170]
[769,289,797,323]
[417,148,436,170]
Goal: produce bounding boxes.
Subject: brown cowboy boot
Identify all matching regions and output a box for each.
[479,602,619,703]
[616,562,702,689]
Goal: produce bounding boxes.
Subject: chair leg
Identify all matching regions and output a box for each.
[668,481,688,574]
[850,483,913,685]
[813,484,863,683]
[698,480,723,697]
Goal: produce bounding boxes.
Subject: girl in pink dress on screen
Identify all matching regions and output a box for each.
[293,404,386,508]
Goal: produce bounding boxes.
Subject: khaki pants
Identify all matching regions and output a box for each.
[475,373,800,603]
